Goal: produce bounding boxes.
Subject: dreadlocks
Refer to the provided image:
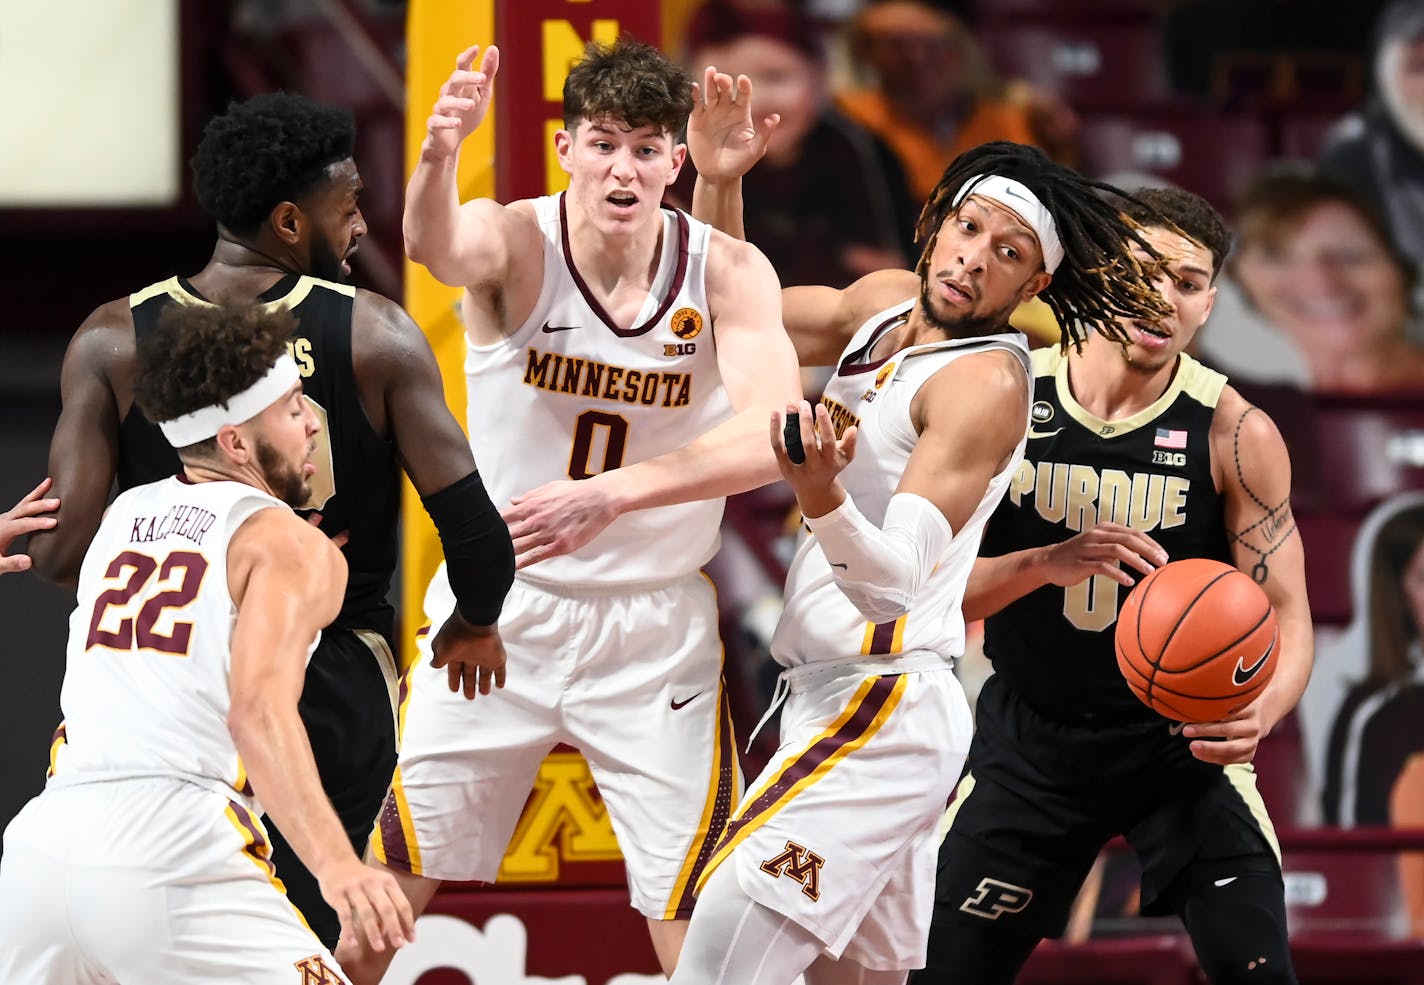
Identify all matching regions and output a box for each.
[915,141,1173,349]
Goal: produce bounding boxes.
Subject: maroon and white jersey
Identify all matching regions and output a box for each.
[463,192,732,587]
[772,300,1031,669]
[51,477,307,809]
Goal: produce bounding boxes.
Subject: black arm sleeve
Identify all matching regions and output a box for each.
[421,470,515,626]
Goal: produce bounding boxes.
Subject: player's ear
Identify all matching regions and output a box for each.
[215,424,251,465]
[1020,271,1052,303]
[554,128,575,175]
[667,142,687,185]
[269,201,303,247]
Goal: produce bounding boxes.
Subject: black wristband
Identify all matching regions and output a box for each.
[421,471,515,626]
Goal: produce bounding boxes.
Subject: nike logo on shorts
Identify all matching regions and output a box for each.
[1214,876,1238,888]
[1169,721,1187,736]
[541,322,579,333]
[671,692,702,710]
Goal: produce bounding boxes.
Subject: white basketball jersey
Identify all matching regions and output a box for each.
[772,300,1031,668]
[51,477,302,809]
[467,193,733,586]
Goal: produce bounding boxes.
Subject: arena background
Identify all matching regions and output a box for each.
[2,1,1423,981]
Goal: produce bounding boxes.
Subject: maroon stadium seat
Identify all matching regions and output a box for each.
[1077,109,1269,213]
[982,20,1170,110]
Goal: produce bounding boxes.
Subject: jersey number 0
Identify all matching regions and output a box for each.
[568,410,630,479]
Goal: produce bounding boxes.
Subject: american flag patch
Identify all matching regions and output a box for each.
[1154,428,1188,449]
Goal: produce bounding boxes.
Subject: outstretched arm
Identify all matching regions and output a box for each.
[1184,389,1312,765]
[687,67,779,241]
[354,294,515,698]
[226,511,413,954]
[28,302,131,590]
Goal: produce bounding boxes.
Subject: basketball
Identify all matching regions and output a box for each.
[1114,558,1279,723]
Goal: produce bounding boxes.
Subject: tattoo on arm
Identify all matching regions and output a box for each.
[1225,407,1294,585]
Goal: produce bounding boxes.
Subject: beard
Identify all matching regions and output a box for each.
[255,436,312,509]
[919,277,1014,339]
[309,235,347,283]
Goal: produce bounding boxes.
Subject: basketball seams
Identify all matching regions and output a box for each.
[1152,605,1276,675]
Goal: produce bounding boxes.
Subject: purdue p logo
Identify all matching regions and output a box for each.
[294,954,345,984]
[960,877,1033,920]
[671,307,704,340]
[760,840,825,901]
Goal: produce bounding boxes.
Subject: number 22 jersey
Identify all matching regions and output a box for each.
[51,476,306,811]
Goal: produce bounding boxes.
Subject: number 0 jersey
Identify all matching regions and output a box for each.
[51,477,306,810]
[772,300,1031,669]
[980,347,1232,723]
[465,193,733,587]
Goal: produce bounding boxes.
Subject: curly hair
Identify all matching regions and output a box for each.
[916,141,1173,349]
[134,302,296,453]
[563,38,694,138]
[1121,187,1233,280]
[190,92,355,235]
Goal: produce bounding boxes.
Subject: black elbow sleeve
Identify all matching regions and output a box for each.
[421,471,515,626]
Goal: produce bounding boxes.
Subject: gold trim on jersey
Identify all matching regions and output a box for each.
[354,629,400,736]
[694,674,907,894]
[939,772,976,841]
[860,615,908,657]
[371,669,423,874]
[1037,348,1227,440]
[46,722,67,779]
[224,801,309,929]
[128,275,354,312]
[1224,762,1281,863]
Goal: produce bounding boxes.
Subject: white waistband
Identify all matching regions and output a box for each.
[47,769,256,810]
[746,651,952,751]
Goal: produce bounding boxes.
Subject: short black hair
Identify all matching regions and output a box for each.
[134,301,295,454]
[917,141,1173,349]
[190,92,356,235]
[1122,187,1233,279]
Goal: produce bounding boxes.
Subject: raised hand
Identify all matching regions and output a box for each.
[688,66,780,181]
[424,43,500,160]
[772,401,857,519]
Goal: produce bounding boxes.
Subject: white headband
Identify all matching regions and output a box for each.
[953,173,1065,274]
[158,355,302,448]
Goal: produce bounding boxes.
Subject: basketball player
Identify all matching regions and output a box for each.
[333,39,799,983]
[0,302,413,984]
[682,82,1184,980]
[26,92,515,949]
[0,478,59,575]
[911,189,1312,985]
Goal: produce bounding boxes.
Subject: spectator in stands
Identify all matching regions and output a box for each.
[1228,168,1424,394]
[1321,493,1424,827]
[675,0,914,289]
[837,0,1078,204]
[1320,0,1424,287]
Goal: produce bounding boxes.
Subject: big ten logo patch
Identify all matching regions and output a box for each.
[294,954,344,984]
[498,752,623,882]
[959,877,1033,920]
[760,840,825,901]
[670,307,704,341]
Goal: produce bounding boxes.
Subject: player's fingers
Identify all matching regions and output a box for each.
[770,407,787,457]
[756,113,781,150]
[1189,738,1250,766]
[840,424,858,463]
[493,660,507,690]
[455,44,480,72]
[479,664,492,695]
[702,65,717,105]
[1097,563,1136,586]
[481,44,500,81]
[735,73,753,105]
[464,664,478,700]
[435,95,478,114]
[1112,545,1155,576]
[345,893,387,953]
[330,530,350,549]
[427,114,464,131]
[0,554,33,574]
[5,514,56,536]
[18,476,53,504]
[359,883,408,950]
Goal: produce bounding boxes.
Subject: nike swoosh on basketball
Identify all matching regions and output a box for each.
[1027,427,1064,440]
[541,322,579,333]
[670,692,702,710]
[1232,645,1273,686]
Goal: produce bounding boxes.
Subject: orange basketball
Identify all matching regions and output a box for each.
[1114,558,1278,724]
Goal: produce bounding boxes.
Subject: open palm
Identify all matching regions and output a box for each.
[687,66,780,181]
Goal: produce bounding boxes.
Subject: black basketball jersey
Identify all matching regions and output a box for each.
[981,348,1233,723]
[120,274,399,639]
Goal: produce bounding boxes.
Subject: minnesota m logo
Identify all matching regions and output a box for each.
[760,840,825,901]
[294,954,345,984]
[960,877,1033,920]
